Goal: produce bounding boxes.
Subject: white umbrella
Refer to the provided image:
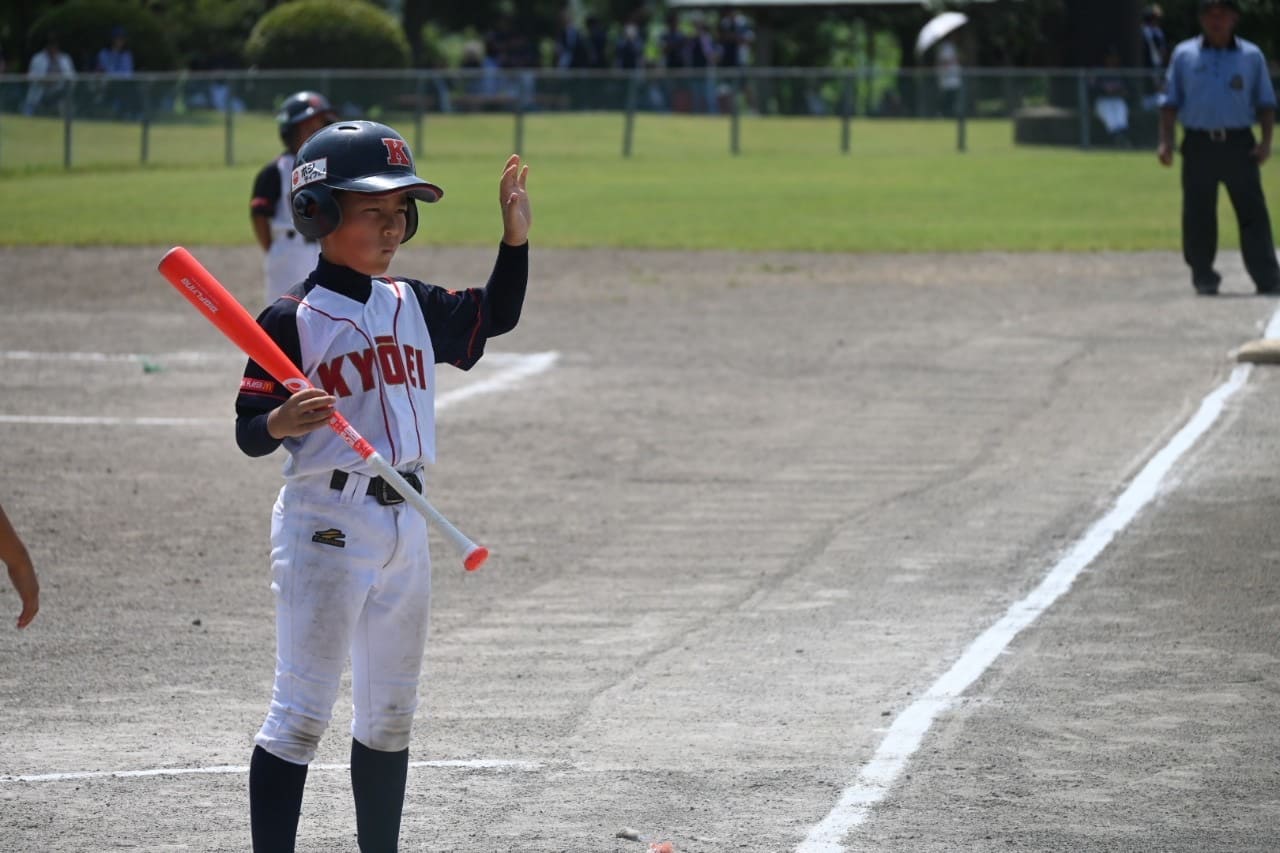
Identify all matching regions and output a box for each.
[915,11,968,56]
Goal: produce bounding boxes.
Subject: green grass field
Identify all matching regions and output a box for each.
[1,111,1276,252]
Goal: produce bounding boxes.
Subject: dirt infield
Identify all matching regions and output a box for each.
[1,245,1278,852]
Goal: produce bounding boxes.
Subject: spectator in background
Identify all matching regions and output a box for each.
[717,10,755,113]
[1091,47,1131,147]
[935,35,962,117]
[586,16,609,69]
[557,9,592,69]
[616,18,646,70]
[24,32,75,116]
[689,15,719,69]
[661,12,689,70]
[717,10,754,69]
[1140,4,1168,109]
[484,15,537,108]
[660,12,692,112]
[96,25,133,75]
[689,14,719,113]
[95,25,136,118]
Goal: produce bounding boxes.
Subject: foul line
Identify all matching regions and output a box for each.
[0,351,558,427]
[2,759,542,785]
[796,310,1280,852]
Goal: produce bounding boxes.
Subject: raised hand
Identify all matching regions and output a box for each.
[500,154,531,246]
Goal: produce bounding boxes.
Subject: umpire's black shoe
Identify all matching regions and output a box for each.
[1257,280,1280,296]
[1192,270,1221,295]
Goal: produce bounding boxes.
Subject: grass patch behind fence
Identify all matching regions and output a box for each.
[1,112,1275,252]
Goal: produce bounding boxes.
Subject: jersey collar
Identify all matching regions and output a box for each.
[310,255,372,303]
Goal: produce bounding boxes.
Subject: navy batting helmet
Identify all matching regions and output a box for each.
[276,91,337,144]
[290,120,444,243]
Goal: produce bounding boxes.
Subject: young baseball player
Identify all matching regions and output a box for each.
[250,91,338,306]
[233,120,530,852]
[1,500,39,629]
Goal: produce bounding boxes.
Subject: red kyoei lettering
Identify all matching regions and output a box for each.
[403,345,419,388]
[317,345,426,397]
[347,348,378,392]
[317,355,352,397]
[400,345,429,390]
[382,138,411,167]
[375,335,407,385]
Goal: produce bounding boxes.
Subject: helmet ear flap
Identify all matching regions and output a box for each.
[292,187,340,240]
[401,199,419,244]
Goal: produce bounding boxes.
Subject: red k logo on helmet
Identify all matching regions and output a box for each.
[382,138,411,167]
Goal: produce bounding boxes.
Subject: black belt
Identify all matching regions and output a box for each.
[1185,128,1251,142]
[330,470,421,506]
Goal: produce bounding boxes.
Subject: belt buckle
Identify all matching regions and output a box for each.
[1208,129,1227,142]
[373,476,404,505]
[373,472,420,506]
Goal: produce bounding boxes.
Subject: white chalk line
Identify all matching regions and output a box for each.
[797,325,1274,851]
[0,415,220,427]
[1,759,543,785]
[436,351,559,411]
[0,350,235,364]
[0,351,558,427]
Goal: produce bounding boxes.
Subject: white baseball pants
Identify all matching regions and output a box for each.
[254,473,432,765]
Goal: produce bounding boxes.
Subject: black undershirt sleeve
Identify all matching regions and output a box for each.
[406,241,529,370]
[250,159,281,218]
[484,240,529,336]
[234,298,304,457]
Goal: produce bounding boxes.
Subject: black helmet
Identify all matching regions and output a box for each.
[276,90,337,144]
[290,120,444,243]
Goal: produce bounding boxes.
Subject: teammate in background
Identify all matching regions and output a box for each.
[250,91,338,306]
[233,120,531,852]
[1,501,40,629]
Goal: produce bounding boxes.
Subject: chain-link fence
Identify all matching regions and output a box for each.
[1,66,1272,171]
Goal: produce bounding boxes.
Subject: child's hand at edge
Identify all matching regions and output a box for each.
[500,154,531,247]
[0,503,39,629]
[268,388,337,439]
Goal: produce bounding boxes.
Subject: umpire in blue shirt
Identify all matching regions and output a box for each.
[1158,0,1278,295]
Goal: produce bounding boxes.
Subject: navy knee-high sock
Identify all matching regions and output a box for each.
[350,738,409,853]
[249,745,309,852]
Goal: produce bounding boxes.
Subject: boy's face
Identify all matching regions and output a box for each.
[323,191,409,276]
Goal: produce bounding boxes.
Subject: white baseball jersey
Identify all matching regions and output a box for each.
[272,275,440,478]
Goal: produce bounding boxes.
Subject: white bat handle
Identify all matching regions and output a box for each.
[363,452,489,571]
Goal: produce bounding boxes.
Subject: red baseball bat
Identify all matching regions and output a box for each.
[156,246,488,571]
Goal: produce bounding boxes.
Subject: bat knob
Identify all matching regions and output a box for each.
[463,546,489,572]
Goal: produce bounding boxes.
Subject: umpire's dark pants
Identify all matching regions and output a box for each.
[1181,128,1280,292]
